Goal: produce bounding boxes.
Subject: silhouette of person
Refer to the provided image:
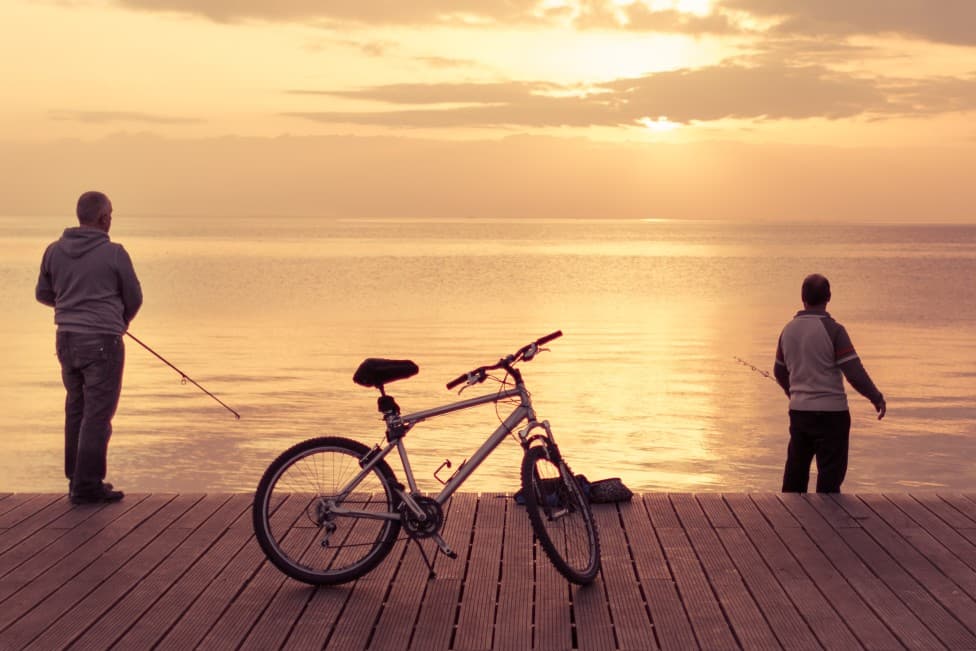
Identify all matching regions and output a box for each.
[774,274,885,493]
[36,191,142,504]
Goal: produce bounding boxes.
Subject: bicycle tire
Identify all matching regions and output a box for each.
[521,444,601,585]
[253,436,401,585]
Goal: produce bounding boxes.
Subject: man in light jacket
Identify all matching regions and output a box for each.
[775,274,886,493]
[36,191,142,504]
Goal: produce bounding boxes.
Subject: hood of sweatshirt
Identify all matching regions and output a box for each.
[57,227,110,259]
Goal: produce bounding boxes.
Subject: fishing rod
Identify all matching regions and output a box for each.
[126,332,241,419]
[732,356,777,383]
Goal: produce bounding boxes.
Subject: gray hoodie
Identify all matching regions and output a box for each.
[36,227,143,335]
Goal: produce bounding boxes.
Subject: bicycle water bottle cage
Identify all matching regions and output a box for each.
[353,358,419,389]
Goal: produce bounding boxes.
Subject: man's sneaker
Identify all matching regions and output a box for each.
[70,486,124,505]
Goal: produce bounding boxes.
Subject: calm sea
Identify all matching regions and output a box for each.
[2,216,974,494]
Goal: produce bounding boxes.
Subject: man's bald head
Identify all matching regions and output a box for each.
[801,274,831,307]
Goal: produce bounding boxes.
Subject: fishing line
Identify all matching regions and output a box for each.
[733,356,777,383]
[126,332,241,419]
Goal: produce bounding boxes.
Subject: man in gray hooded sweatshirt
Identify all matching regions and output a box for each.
[36,191,142,504]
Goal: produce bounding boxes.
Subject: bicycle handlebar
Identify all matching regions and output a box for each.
[445,330,563,390]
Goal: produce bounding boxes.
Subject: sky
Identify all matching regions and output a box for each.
[2,0,975,221]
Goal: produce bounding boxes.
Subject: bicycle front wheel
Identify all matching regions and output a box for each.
[521,444,600,585]
[253,436,401,585]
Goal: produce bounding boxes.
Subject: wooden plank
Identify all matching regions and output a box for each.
[670,494,781,651]
[0,494,41,519]
[573,567,615,651]
[491,497,535,651]
[22,495,211,650]
[749,495,902,651]
[591,503,658,650]
[151,496,301,651]
[883,494,976,578]
[697,495,822,651]
[649,495,738,651]
[410,493,478,650]
[918,494,976,529]
[695,494,738,529]
[311,491,419,651]
[0,528,65,579]
[722,494,866,651]
[836,494,976,643]
[0,495,152,605]
[111,524,253,649]
[197,495,331,650]
[9,490,976,650]
[235,489,396,650]
[454,494,506,651]
[751,493,802,529]
[0,494,190,649]
[0,497,75,556]
[534,538,573,651]
[0,494,61,529]
[937,494,976,527]
[0,495,160,625]
[778,494,946,650]
[369,497,465,651]
[619,498,697,651]
[68,494,249,650]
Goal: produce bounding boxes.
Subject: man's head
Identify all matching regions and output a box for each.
[76,191,112,232]
[801,273,831,308]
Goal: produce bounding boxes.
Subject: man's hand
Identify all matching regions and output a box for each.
[875,397,886,420]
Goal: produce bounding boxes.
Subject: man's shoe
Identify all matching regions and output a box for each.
[70,486,124,505]
[67,481,112,495]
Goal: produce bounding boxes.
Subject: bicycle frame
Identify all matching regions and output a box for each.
[327,381,553,523]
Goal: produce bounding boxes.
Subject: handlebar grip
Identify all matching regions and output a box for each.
[446,374,468,390]
[537,330,563,345]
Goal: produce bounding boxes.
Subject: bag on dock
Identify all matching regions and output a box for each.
[587,477,633,503]
[514,475,633,505]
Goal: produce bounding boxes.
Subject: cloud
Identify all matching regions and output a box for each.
[49,110,204,125]
[110,0,976,45]
[114,0,550,26]
[576,2,742,34]
[284,65,976,128]
[721,0,976,46]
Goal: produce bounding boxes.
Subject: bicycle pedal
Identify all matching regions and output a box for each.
[432,534,457,559]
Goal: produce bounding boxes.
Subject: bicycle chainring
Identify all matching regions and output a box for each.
[400,496,444,538]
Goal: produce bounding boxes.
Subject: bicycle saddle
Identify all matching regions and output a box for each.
[353,358,419,388]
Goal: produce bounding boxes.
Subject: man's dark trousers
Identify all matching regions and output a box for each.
[56,332,124,495]
[782,409,851,493]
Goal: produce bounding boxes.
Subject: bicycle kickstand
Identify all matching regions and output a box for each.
[407,533,458,581]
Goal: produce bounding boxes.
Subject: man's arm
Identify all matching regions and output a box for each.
[839,357,886,419]
[774,336,790,397]
[116,246,143,325]
[35,253,55,307]
[833,323,885,419]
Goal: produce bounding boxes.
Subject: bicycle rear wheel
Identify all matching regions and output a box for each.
[253,436,401,585]
[521,444,600,584]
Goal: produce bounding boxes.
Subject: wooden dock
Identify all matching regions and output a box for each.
[4,492,976,650]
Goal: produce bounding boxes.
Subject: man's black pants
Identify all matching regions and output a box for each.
[782,409,851,493]
[56,332,125,495]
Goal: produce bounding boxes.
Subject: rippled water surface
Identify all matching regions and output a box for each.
[3,216,974,493]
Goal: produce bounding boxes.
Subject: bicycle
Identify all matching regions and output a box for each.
[252,331,601,586]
